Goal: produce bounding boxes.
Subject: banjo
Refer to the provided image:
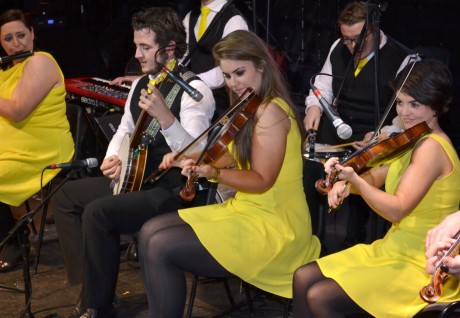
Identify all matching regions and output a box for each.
[113,60,175,195]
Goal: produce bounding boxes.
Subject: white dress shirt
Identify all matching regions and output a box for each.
[305,31,415,134]
[183,0,248,89]
[105,74,215,159]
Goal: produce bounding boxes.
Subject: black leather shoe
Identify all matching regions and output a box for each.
[68,295,118,318]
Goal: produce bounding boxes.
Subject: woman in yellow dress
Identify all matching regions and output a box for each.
[0,9,74,272]
[138,30,321,317]
[292,59,460,318]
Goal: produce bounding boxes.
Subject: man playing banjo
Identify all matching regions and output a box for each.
[53,7,215,318]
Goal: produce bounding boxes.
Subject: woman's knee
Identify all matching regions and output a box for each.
[138,217,157,250]
[139,213,176,249]
[293,262,321,291]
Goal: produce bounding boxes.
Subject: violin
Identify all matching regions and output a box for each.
[420,230,460,303]
[179,88,262,202]
[315,121,431,195]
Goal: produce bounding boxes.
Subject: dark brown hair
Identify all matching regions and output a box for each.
[391,59,452,115]
[213,30,301,169]
[131,7,187,60]
[0,9,35,69]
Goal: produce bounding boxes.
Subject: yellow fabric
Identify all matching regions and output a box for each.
[197,6,212,40]
[148,59,176,93]
[179,98,321,298]
[317,134,460,318]
[0,52,74,206]
[354,57,368,77]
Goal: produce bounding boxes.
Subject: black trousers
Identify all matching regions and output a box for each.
[53,173,208,311]
[0,202,15,241]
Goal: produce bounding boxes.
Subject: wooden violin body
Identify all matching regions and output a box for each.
[315,121,431,195]
[420,230,460,303]
[179,88,262,202]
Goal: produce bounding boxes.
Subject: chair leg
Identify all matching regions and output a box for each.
[242,281,254,313]
[222,278,236,307]
[283,299,291,318]
[33,183,52,274]
[441,301,460,317]
[185,274,199,318]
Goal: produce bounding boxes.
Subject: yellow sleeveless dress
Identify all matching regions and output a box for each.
[0,52,74,206]
[179,97,321,298]
[317,134,460,318]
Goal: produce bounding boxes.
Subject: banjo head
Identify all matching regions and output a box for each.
[113,134,132,195]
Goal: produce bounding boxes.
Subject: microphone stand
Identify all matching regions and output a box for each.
[0,171,75,318]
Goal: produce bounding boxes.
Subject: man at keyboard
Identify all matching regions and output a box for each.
[53,7,215,318]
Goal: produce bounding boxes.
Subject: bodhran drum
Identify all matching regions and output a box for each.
[303,142,350,163]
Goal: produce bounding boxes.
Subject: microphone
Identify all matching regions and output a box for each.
[311,85,353,140]
[45,158,98,170]
[0,51,34,64]
[161,66,203,102]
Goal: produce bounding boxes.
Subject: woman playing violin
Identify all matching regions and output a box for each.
[292,59,460,318]
[138,30,321,317]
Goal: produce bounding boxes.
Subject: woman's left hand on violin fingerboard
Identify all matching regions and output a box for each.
[324,157,357,183]
[324,157,353,209]
[180,159,215,180]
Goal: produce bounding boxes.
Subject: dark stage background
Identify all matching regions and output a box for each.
[1,0,459,153]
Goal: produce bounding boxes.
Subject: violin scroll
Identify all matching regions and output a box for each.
[315,169,340,195]
[420,230,460,303]
[420,282,443,303]
[179,176,197,202]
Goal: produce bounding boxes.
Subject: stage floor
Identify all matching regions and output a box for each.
[1,181,381,318]
[1,195,296,318]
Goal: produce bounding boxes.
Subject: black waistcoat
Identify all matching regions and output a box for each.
[319,38,409,144]
[187,5,243,74]
[129,72,199,189]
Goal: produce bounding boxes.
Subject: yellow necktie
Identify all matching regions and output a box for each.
[354,57,368,77]
[198,6,211,40]
[147,59,176,93]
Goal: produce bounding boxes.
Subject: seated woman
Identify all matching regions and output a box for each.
[138,30,321,317]
[292,59,460,317]
[426,210,460,281]
[0,9,74,272]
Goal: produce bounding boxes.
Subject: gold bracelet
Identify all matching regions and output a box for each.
[207,166,221,183]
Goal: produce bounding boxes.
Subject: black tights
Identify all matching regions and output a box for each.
[292,261,368,318]
[138,212,233,318]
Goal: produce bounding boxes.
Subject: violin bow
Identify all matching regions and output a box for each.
[370,54,420,143]
[143,88,255,184]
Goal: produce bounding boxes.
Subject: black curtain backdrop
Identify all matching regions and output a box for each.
[2,0,458,152]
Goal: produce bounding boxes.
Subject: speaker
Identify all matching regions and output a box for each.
[94,112,123,143]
